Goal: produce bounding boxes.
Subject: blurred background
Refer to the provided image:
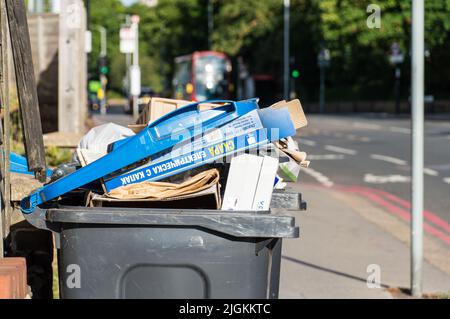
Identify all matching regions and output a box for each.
[25,0,450,114]
[93,0,450,112]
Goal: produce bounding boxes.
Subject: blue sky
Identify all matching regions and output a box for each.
[121,0,138,6]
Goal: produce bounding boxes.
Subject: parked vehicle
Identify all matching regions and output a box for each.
[173,51,233,101]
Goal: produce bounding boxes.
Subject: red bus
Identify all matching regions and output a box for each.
[173,51,233,101]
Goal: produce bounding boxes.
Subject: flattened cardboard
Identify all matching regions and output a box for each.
[136,98,192,125]
[89,183,221,209]
[270,99,308,130]
[136,98,223,125]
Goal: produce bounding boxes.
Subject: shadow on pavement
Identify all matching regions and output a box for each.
[282,255,391,289]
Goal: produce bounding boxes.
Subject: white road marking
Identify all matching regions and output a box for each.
[298,139,317,146]
[444,178,450,185]
[308,154,345,160]
[424,168,439,176]
[325,145,357,155]
[353,122,381,130]
[346,134,358,140]
[345,134,371,142]
[302,167,334,187]
[364,174,410,184]
[389,126,411,134]
[429,164,450,170]
[370,154,408,166]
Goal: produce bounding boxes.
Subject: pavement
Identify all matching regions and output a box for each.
[279,114,450,298]
[279,182,450,299]
[90,100,134,127]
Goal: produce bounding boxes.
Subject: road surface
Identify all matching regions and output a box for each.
[296,114,450,225]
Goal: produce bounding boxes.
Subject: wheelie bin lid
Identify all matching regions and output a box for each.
[42,206,299,238]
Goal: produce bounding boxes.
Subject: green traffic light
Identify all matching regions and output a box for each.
[291,69,300,78]
[100,66,109,75]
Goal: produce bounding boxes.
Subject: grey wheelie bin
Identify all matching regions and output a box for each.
[24,191,304,299]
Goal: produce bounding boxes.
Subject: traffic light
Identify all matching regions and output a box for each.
[291,69,300,79]
[98,56,109,75]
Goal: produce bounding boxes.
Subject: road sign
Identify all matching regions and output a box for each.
[130,65,141,96]
[318,48,331,68]
[120,26,135,54]
[85,30,92,53]
[131,15,140,24]
[389,42,404,65]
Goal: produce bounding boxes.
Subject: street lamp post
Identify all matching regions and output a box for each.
[411,0,424,298]
[283,0,290,100]
[130,15,141,120]
[389,42,404,114]
[96,26,107,58]
[94,25,107,115]
[208,0,214,49]
[318,48,330,114]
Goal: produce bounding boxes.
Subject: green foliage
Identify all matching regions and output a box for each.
[45,146,73,167]
[87,0,450,102]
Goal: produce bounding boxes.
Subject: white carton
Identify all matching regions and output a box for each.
[252,156,279,210]
[222,154,279,211]
[221,154,263,210]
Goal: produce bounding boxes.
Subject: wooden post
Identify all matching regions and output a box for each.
[0,0,12,255]
[58,0,87,134]
[5,0,46,181]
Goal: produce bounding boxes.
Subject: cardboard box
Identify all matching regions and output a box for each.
[270,99,308,130]
[89,183,221,209]
[221,155,263,210]
[222,154,279,211]
[135,98,223,126]
[136,98,192,125]
[252,156,279,210]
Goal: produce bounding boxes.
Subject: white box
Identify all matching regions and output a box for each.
[221,154,263,210]
[222,154,279,211]
[252,156,279,210]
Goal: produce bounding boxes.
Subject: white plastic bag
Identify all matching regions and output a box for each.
[77,123,135,154]
[75,123,136,164]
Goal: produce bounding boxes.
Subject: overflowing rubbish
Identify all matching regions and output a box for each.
[20,97,310,214]
[276,137,310,182]
[102,105,294,192]
[17,97,308,300]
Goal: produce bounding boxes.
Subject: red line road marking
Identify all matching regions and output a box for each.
[343,185,450,234]
[340,186,450,245]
